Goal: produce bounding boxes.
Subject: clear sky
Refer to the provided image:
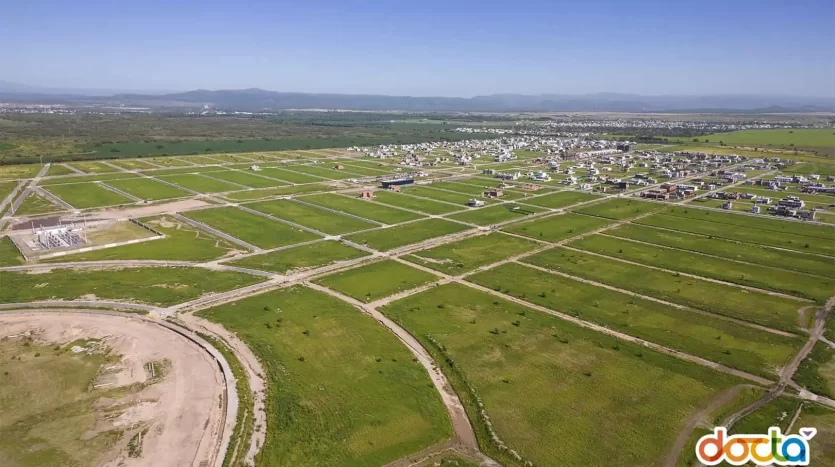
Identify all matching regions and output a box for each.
[2,0,832,97]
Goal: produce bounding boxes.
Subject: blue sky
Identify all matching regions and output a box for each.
[1,0,832,96]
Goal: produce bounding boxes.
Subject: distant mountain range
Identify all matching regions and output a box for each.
[1,81,833,113]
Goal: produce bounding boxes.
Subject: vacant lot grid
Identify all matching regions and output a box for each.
[105,177,192,200]
[380,283,740,467]
[228,240,368,274]
[573,198,661,219]
[203,169,288,188]
[402,186,486,206]
[45,164,76,176]
[0,164,42,180]
[605,224,835,279]
[299,193,424,224]
[40,173,139,186]
[427,182,525,200]
[157,174,242,193]
[659,206,835,240]
[522,247,803,332]
[345,218,470,251]
[13,192,62,216]
[110,159,158,170]
[502,212,613,243]
[226,183,338,201]
[521,190,601,209]
[314,259,438,302]
[67,161,115,174]
[286,164,358,180]
[247,199,377,235]
[569,234,835,302]
[330,164,390,176]
[197,286,452,467]
[44,182,132,209]
[637,213,835,257]
[258,167,325,184]
[466,262,800,378]
[404,232,539,274]
[184,206,320,249]
[370,190,462,215]
[448,203,546,226]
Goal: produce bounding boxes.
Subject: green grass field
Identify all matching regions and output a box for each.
[448,203,546,226]
[605,223,835,279]
[380,283,741,467]
[685,129,835,149]
[731,397,801,434]
[0,339,125,466]
[247,199,378,235]
[225,183,338,201]
[370,190,463,215]
[299,193,424,224]
[48,216,242,262]
[40,173,138,186]
[67,161,114,174]
[794,342,835,399]
[104,178,192,201]
[401,186,489,206]
[201,169,288,188]
[0,266,261,306]
[502,212,612,242]
[345,219,470,251]
[521,190,601,209]
[44,183,132,209]
[184,207,320,249]
[197,286,452,466]
[404,233,539,275]
[288,164,359,180]
[156,174,241,193]
[0,236,24,266]
[426,182,526,201]
[638,213,835,257]
[569,234,835,302]
[13,193,63,216]
[660,206,835,240]
[258,167,327,184]
[784,162,835,177]
[314,260,438,302]
[466,262,799,378]
[45,164,76,176]
[521,248,804,332]
[574,198,661,219]
[0,164,42,180]
[228,241,369,274]
[790,403,835,466]
[108,158,158,170]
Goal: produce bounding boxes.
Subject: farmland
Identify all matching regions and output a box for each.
[314,260,438,302]
[197,286,452,466]
[184,207,320,249]
[381,284,741,467]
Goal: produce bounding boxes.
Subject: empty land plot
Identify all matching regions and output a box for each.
[40,173,138,185]
[659,206,835,240]
[605,223,835,278]
[794,342,835,399]
[48,215,242,262]
[573,198,661,219]
[258,167,326,184]
[345,218,470,251]
[109,159,158,170]
[522,248,803,332]
[401,186,488,206]
[340,159,398,170]
[67,161,115,174]
[502,212,612,242]
[181,155,225,165]
[789,404,835,466]
[0,236,24,266]
[569,234,835,302]
[141,166,222,176]
[287,164,357,180]
[227,240,368,274]
[84,221,155,245]
[0,164,41,180]
[731,397,801,434]
[371,190,462,215]
[467,262,800,378]
[0,181,19,201]
[201,169,288,188]
[156,174,242,193]
[13,192,63,216]
[314,259,438,302]
[197,286,452,466]
[0,266,261,306]
[147,157,193,167]
[104,177,192,201]
[246,199,377,235]
[380,283,741,467]
[521,190,601,209]
[637,213,835,257]
[184,207,320,249]
[299,193,424,224]
[448,203,546,226]
[45,164,75,176]
[44,183,132,209]
[225,183,338,201]
[404,233,540,275]
[428,182,526,200]
[330,164,390,176]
